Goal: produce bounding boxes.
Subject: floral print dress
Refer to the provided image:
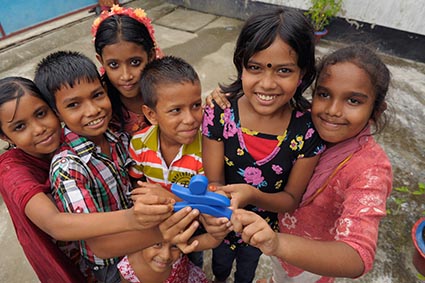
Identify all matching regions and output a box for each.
[202,96,325,248]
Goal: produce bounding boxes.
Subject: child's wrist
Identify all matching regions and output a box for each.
[125,207,138,230]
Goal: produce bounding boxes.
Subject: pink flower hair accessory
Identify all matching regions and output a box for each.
[91,4,162,58]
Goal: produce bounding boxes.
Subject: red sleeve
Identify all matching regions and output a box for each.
[0,152,50,214]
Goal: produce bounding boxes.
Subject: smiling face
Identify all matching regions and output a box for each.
[141,242,181,273]
[143,81,202,147]
[54,79,112,144]
[312,62,376,145]
[241,37,302,116]
[0,92,61,159]
[97,40,152,100]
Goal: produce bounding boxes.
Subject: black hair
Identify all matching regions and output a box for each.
[94,14,156,130]
[34,51,101,111]
[314,45,391,133]
[0,76,47,135]
[140,56,200,109]
[221,7,316,112]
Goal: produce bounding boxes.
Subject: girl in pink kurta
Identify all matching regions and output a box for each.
[230,45,393,283]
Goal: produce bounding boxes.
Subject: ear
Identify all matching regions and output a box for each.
[299,69,306,81]
[142,105,158,125]
[148,48,157,62]
[96,54,104,66]
[0,134,13,146]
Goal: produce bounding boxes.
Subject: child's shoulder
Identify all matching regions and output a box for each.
[354,136,391,166]
[0,148,49,175]
[130,125,158,145]
[183,130,202,153]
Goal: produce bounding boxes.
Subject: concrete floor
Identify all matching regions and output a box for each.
[1,0,424,282]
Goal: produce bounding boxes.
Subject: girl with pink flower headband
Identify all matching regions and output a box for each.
[92,5,163,136]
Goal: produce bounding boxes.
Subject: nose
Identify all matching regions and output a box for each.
[182,109,197,125]
[259,71,277,90]
[120,66,134,81]
[84,101,101,117]
[32,120,47,136]
[158,247,171,261]
[325,100,343,117]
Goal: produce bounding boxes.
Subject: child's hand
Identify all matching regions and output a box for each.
[218,183,257,209]
[199,213,232,241]
[231,209,278,256]
[132,181,178,200]
[204,87,231,109]
[159,207,200,254]
[132,194,174,230]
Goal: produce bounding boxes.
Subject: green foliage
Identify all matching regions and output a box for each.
[305,0,343,31]
[387,182,425,215]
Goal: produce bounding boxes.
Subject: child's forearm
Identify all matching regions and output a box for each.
[274,233,364,278]
[86,229,162,258]
[25,193,138,241]
[250,190,299,213]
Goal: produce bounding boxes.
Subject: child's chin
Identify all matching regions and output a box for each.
[150,262,171,273]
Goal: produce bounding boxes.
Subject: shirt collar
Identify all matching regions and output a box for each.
[144,125,201,155]
[63,126,124,158]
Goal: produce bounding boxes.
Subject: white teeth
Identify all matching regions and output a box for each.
[256,93,275,101]
[87,118,103,126]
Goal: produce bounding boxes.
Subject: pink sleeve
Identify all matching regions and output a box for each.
[336,160,392,275]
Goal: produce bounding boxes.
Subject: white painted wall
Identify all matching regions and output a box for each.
[254,0,425,36]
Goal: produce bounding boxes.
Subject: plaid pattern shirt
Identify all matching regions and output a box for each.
[50,127,132,266]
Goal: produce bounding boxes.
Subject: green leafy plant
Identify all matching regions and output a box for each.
[387,182,425,215]
[305,0,343,32]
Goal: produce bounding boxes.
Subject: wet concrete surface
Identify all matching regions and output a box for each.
[0,0,424,282]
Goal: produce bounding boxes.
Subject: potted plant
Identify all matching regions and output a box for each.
[305,0,343,40]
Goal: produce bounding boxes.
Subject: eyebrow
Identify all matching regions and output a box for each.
[5,105,44,127]
[350,92,370,99]
[316,85,371,98]
[60,86,104,104]
[105,55,143,62]
[247,59,297,67]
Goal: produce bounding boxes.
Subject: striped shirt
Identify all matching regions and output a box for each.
[50,127,132,266]
[129,125,203,190]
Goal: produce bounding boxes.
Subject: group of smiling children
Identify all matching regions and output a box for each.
[0,3,393,283]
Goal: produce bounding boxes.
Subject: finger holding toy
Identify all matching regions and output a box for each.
[160,207,200,254]
[199,213,232,240]
[159,206,200,243]
[218,183,258,209]
[231,209,279,256]
[132,194,174,229]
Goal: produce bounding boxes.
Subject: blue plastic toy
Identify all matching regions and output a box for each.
[171,175,233,219]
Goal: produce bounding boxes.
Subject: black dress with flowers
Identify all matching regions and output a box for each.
[202,95,325,248]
